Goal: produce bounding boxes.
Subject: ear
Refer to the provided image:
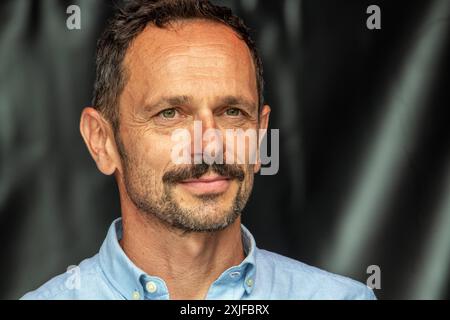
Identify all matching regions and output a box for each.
[254,104,271,174]
[79,107,121,175]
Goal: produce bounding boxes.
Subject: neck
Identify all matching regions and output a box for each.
[119,200,245,300]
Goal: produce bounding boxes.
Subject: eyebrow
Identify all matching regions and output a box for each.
[217,96,257,112]
[144,95,257,112]
[144,95,193,111]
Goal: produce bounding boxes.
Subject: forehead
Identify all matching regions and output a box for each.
[122,19,257,106]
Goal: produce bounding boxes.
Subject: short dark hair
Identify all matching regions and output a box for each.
[93,0,264,132]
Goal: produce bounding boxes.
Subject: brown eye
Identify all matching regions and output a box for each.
[225,108,241,116]
[160,108,177,119]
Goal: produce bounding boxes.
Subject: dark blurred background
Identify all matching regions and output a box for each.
[0,0,449,300]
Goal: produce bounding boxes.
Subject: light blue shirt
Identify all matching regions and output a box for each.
[21,218,376,300]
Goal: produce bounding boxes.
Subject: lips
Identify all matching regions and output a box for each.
[179,174,232,195]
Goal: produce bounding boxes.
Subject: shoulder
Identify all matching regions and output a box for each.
[255,249,376,300]
[20,254,120,300]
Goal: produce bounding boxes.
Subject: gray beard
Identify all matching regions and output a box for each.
[116,134,251,232]
[124,175,247,233]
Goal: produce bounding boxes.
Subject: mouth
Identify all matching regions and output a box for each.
[178,174,232,195]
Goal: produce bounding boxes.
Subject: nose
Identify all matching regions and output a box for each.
[197,109,217,132]
[190,110,223,164]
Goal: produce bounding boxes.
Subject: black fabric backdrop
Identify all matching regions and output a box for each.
[0,0,449,299]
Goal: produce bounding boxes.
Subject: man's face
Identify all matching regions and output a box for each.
[116,20,267,232]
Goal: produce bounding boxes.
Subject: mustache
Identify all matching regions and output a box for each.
[162,163,246,184]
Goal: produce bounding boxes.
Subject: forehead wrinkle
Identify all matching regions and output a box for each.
[147,48,254,91]
[132,44,250,77]
[122,21,258,110]
[124,47,252,103]
[125,20,255,74]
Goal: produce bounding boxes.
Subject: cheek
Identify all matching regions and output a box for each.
[137,135,176,173]
[125,135,174,194]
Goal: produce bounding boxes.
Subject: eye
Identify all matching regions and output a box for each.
[225,108,242,117]
[159,108,178,119]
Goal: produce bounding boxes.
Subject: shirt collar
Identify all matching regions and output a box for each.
[99,218,257,299]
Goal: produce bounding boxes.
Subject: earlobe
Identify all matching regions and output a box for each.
[79,107,118,176]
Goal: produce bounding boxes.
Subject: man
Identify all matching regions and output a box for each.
[22,0,376,300]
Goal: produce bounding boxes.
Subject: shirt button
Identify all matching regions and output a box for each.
[246,278,254,287]
[132,291,141,300]
[146,281,157,293]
